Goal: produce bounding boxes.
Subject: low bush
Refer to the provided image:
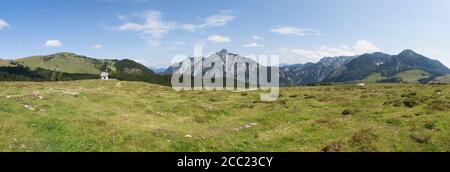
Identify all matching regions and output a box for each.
[322,141,345,152]
[403,98,419,108]
[409,133,431,143]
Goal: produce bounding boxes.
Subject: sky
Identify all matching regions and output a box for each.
[0,0,450,68]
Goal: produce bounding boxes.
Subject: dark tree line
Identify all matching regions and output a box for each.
[0,65,98,82]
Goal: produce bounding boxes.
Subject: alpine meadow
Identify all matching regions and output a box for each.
[0,0,449,153]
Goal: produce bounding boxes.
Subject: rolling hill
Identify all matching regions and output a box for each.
[1,53,171,85]
[0,60,10,66]
[428,75,450,84]
[15,52,112,75]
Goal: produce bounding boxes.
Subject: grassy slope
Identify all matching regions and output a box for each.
[361,73,387,82]
[0,60,12,67]
[359,70,432,83]
[430,75,450,84]
[393,70,431,83]
[0,80,448,152]
[15,53,104,75]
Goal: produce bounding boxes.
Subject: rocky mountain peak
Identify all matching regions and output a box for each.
[399,49,419,56]
[216,49,229,58]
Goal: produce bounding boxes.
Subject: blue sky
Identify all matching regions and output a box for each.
[0,0,449,68]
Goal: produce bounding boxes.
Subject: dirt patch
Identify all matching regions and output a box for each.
[232,122,258,132]
[7,94,44,100]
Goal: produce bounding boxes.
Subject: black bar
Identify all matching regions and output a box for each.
[0,153,447,170]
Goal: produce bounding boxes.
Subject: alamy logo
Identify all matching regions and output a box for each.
[171,47,280,101]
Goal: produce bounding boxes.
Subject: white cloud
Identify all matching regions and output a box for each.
[271,26,321,36]
[146,39,161,47]
[117,14,127,20]
[44,40,62,47]
[277,40,379,64]
[243,42,264,48]
[133,59,149,66]
[0,19,10,30]
[204,10,235,27]
[115,10,235,47]
[92,44,103,49]
[208,35,230,43]
[353,40,379,54]
[252,35,264,40]
[180,24,197,32]
[117,10,176,39]
[181,10,236,32]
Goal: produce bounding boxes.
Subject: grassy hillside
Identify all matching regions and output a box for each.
[9,53,170,86]
[393,70,432,83]
[0,60,12,67]
[361,73,387,82]
[112,59,171,86]
[359,70,433,84]
[429,75,450,84]
[15,53,108,75]
[0,66,99,82]
[0,80,448,152]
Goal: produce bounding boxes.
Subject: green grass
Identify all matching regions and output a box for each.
[430,75,450,84]
[15,53,106,74]
[393,70,431,83]
[0,60,12,67]
[360,70,432,83]
[361,73,387,82]
[0,80,448,152]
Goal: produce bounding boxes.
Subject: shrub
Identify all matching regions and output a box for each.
[322,141,345,152]
[351,129,378,145]
[289,94,298,98]
[424,122,436,130]
[386,118,401,126]
[409,133,431,143]
[428,100,450,111]
[384,99,403,107]
[402,91,417,98]
[278,99,287,105]
[342,109,355,116]
[401,114,413,118]
[193,115,208,123]
[415,112,424,116]
[304,94,315,99]
[403,98,419,108]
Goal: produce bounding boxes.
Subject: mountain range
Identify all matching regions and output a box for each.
[280,49,450,85]
[1,49,449,85]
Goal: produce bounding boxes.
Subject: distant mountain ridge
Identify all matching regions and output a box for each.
[164,49,449,85]
[280,55,356,85]
[281,50,450,85]
[167,49,264,86]
[1,49,449,85]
